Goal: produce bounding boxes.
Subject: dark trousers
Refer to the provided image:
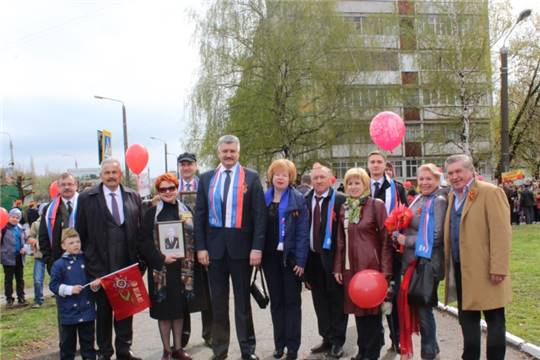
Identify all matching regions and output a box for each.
[385,252,401,349]
[95,289,133,358]
[207,252,255,357]
[262,252,302,354]
[455,263,506,360]
[523,206,535,224]
[181,307,213,346]
[59,320,96,360]
[3,254,25,301]
[354,314,384,360]
[308,252,348,346]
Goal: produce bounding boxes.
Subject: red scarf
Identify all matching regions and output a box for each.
[398,260,420,357]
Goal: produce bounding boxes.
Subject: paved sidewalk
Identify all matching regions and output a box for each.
[32,289,532,359]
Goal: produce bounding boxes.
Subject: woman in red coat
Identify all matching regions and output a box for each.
[333,167,393,360]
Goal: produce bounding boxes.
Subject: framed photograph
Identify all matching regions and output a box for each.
[179,191,197,212]
[156,221,185,258]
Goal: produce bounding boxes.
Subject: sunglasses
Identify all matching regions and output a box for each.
[158,186,177,193]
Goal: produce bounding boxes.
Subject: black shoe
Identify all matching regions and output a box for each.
[211,355,227,360]
[310,341,331,353]
[203,337,213,348]
[181,330,190,348]
[6,298,14,307]
[329,345,344,358]
[116,351,142,360]
[273,348,284,359]
[285,352,297,360]
[241,354,259,360]
[387,343,401,353]
[17,298,26,305]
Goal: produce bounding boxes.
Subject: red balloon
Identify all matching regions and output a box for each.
[125,144,149,175]
[49,181,59,198]
[370,111,406,151]
[403,180,413,188]
[348,269,388,309]
[0,207,8,229]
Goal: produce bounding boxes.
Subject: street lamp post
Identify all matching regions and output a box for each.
[500,9,532,175]
[62,154,78,169]
[150,137,168,173]
[94,95,130,184]
[0,131,15,174]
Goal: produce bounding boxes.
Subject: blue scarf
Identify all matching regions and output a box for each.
[265,187,289,250]
[415,194,435,259]
[322,189,336,250]
[13,225,22,252]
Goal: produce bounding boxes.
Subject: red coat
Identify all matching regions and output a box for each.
[333,197,392,316]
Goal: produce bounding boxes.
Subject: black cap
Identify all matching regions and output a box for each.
[177,152,197,163]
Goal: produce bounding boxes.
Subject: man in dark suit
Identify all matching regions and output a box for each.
[76,159,143,360]
[195,135,266,360]
[367,151,408,353]
[39,172,79,272]
[304,164,348,358]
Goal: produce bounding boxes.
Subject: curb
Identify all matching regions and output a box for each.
[437,302,540,359]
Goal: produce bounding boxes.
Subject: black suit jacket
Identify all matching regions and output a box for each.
[194,166,266,260]
[39,198,76,269]
[373,177,409,207]
[76,184,143,278]
[304,187,346,281]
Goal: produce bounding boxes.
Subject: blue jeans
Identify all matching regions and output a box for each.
[417,305,439,359]
[33,258,46,305]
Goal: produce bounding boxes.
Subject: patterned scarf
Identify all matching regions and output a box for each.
[152,200,194,303]
[264,187,289,251]
[208,163,245,228]
[415,194,436,259]
[345,190,370,224]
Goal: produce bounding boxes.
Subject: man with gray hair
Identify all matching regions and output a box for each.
[77,159,143,360]
[195,134,266,360]
[39,172,80,272]
[444,154,511,360]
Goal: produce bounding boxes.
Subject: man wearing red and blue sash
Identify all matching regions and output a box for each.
[39,172,79,272]
[368,150,408,353]
[194,135,266,360]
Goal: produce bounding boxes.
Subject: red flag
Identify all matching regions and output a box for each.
[100,263,150,321]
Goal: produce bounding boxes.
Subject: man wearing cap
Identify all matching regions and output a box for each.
[177,152,213,348]
[39,172,80,272]
[178,152,199,192]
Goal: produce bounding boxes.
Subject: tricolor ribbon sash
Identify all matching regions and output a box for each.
[208,163,245,228]
[385,175,397,215]
[415,195,435,259]
[45,196,78,245]
[322,189,336,250]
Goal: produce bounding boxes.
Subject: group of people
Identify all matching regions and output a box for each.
[0,134,512,360]
[503,182,540,225]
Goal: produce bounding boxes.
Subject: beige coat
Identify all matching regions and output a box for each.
[444,180,512,310]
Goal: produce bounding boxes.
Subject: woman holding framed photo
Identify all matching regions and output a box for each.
[138,173,194,360]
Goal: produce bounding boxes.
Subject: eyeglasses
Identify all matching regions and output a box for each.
[158,186,177,193]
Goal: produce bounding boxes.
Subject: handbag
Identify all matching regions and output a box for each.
[408,258,438,306]
[250,267,270,309]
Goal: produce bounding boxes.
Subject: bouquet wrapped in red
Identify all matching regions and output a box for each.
[384,204,414,253]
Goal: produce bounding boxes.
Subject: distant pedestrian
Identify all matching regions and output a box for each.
[1,208,28,306]
[49,228,100,360]
[520,185,535,224]
[444,154,511,360]
[296,173,312,195]
[28,203,48,307]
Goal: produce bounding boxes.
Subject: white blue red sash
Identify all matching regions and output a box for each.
[415,194,435,259]
[45,196,77,245]
[385,175,397,215]
[208,163,245,229]
[322,189,336,250]
[180,177,198,192]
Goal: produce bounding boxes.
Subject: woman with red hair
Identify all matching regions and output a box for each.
[138,173,193,360]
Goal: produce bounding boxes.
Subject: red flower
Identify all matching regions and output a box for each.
[468,188,477,202]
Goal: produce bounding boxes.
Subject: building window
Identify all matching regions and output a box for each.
[406,159,422,178]
[405,125,422,141]
[404,107,420,121]
[402,72,418,85]
[389,160,404,179]
[405,142,422,157]
[332,160,355,180]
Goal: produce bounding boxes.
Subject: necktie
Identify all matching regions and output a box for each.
[373,182,380,198]
[222,170,232,225]
[313,196,322,252]
[186,183,191,191]
[67,201,73,217]
[110,193,121,225]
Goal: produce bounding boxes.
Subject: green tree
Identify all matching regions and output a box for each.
[189,0,364,173]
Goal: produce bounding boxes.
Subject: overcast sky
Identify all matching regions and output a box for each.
[1,0,538,177]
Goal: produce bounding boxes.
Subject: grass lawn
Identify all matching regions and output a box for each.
[439,224,540,345]
[0,297,58,359]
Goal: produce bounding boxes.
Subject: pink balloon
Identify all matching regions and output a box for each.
[49,181,59,198]
[348,269,388,309]
[370,111,406,151]
[125,144,149,175]
[0,207,8,229]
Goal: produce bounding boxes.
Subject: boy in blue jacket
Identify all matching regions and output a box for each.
[50,228,100,360]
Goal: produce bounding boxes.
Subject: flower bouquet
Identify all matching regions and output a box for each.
[384,204,414,253]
